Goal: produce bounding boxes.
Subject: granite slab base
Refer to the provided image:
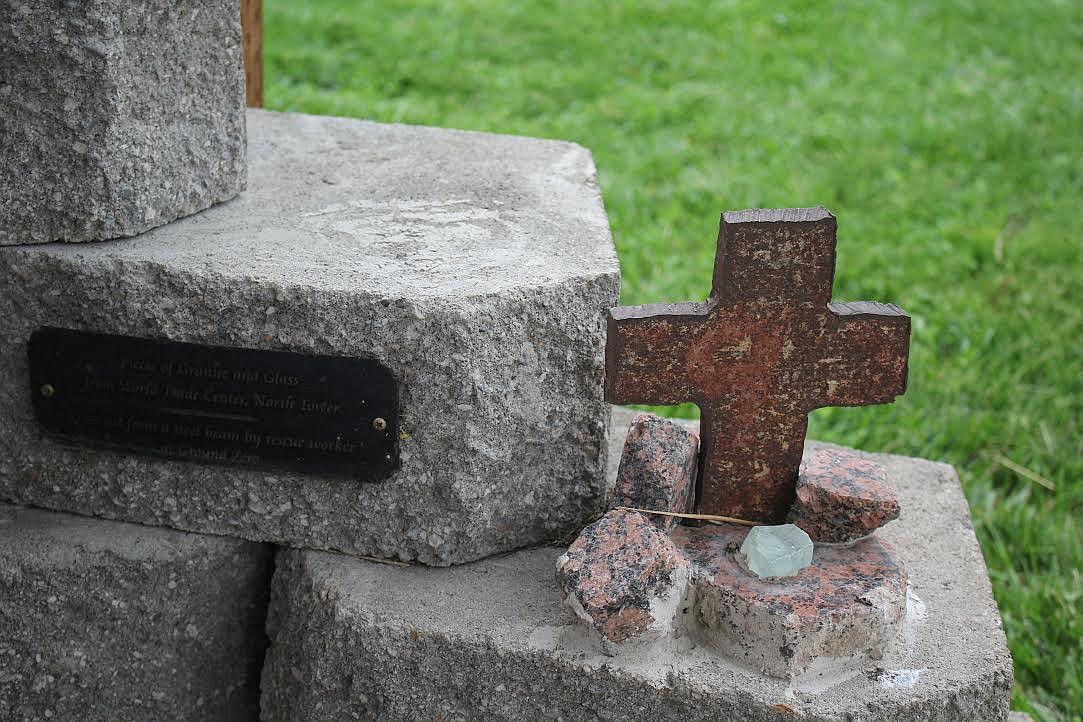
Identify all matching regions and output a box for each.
[673,523,907,679]
[0,502,272,722]
[0,109,620,565]
[260,409,1013,721]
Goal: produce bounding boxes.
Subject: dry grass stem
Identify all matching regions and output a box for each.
[616,506,763,527]
[984,451,1056,491]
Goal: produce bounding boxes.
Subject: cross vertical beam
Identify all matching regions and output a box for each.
[242,0,263,108]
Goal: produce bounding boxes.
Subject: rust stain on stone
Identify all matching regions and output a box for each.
[605,208,910,522]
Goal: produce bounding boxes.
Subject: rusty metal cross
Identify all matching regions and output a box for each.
[605,207,910,522]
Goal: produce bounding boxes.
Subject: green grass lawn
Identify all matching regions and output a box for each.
[265,1,1081,718]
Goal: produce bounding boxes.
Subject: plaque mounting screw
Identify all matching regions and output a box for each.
[40,384,55,398]
[372,417,388,431]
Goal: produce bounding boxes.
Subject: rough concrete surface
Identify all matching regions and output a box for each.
[260,408,1013,721]
[0,109,620,565]
[0,502,272,721]
[0,0,246,244]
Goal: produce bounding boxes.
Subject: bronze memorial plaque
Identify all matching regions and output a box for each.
[28,327,399,479]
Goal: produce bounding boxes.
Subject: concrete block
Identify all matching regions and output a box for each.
[260,408,1012,721]
[0,0,246,244]
[0,109,620,565]
[0,502,272,721]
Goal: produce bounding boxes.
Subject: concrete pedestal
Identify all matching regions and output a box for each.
[260,409,1013,721]
[0,109,620,565]
[0,503,271,721]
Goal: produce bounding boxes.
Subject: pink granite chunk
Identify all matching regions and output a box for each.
[789,448,900,543]
[611,413,699,530]
[556,509,690,650]
[672,523,907,679]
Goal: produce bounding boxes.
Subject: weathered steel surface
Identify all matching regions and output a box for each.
[605,208,910,522]
[242,0,263,107]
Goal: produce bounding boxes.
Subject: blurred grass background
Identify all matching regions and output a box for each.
[264,1,1082,718]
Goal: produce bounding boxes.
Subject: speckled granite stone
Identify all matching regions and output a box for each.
[789,448,900,543]
[257,408,1012,722]
[0,110,619,566]
[673,523,907,679]
[556,509,689,649]
[611,412,699,530]
[0,0,246,244]
[0,502,271,721]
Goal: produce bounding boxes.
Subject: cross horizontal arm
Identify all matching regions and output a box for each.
[804,302,910,409]
[604,302,709,406]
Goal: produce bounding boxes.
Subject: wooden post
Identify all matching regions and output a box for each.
[241,0,263,107]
